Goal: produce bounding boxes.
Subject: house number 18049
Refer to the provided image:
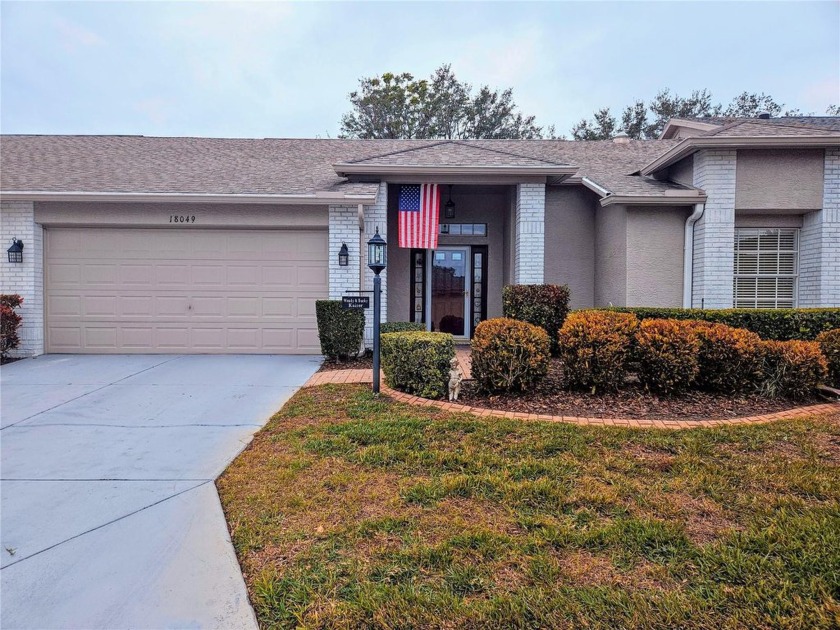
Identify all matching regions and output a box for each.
[169,215,196,223]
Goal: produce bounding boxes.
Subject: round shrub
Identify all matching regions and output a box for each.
[471,318,550,393]
[816,328,840,387]
[380,321,426,334]
[689,322,763,394]
[315,300,364,361]
[502,284,570,355]
[557,311,639,392]
[634,319,700,394]
[759,340,827,399]
[381,332,454,399]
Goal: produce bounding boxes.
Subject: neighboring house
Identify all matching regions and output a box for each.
[1,116,838,356]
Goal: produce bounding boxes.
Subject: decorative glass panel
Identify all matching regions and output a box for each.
[461,224,474,236]
[473,224,487,236]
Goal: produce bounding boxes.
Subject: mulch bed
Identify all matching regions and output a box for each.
[0,356,23,366]
[319,355,374,372]
[458,359,823,421]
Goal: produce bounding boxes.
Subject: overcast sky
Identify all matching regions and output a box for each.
[2,1,838,138]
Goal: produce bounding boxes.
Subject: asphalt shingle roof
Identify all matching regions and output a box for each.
[341,140,571,167]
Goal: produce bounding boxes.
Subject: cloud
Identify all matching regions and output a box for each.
[52,15,104,53]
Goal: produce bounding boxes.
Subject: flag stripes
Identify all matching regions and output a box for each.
[398,184,440,249]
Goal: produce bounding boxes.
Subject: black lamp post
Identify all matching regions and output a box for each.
[367,227,387,394]
[7,239,23,264]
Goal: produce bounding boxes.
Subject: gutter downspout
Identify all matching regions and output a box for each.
[358,203,365,293]
[683,203,705,308]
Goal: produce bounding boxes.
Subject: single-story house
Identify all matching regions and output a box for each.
[1,115,838,356]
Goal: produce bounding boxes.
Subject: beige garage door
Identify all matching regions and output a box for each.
[45,228,328,354]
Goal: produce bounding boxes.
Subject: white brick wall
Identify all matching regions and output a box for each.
[361,183,388,346]
[800,148,840,306]
[514,183,545,284]
[692,150,736,308]
[1,201,44,356]
[327,183,388,348]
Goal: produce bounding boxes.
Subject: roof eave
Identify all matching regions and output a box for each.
[333,163,578,177]
[660,118,720,139]
[600,193,707,207]
[0,190,379,205]
[640,135,840,176]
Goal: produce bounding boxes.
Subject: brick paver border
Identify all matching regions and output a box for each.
[304,369,839,429]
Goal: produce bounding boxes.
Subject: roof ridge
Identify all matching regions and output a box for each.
[451,140,569,165]
[342,139,453,164]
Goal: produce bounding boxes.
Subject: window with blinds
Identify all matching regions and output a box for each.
[733,228,799,309]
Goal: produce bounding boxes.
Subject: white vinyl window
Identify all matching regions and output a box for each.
[733,228,799,309]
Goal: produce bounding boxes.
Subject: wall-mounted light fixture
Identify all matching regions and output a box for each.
[7,239,23,264]
[338,242,349,267]
[444,185,456,219]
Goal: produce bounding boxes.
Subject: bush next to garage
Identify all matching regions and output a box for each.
[381,332,454,399]
[816,328,840,387]
[471,318,550,394]
[0,294,24,360]
[315,300,365,361]
[380,321,426,334]
[599,307,840,341]
[502,284,570,354]
[557,310,639,392]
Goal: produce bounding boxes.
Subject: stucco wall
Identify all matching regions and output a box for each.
[34,202,328,228]
[544,186,597,308]
[735,149,824,211]
[626,206,690,307]
[594,205,627,306]
[386,185,510,323]
[734,213,803,228]
[668,155,694,188]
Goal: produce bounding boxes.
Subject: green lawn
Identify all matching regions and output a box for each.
[217,384,840,629]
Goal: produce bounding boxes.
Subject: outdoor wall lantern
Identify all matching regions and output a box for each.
[444,184,456,219]
[338,242,349,267]
[7,239,23,264]
[367,227,387,395]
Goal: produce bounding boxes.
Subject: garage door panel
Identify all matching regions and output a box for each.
[46,228,328,354]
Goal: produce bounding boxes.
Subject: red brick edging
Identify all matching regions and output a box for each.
[305,369,840,430]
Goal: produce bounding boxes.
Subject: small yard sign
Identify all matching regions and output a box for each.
[341,296,370,309]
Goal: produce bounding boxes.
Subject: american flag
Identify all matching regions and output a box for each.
[398,184,440,249]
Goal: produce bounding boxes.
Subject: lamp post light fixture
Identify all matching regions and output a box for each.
[444,185,456,219]
[7,239,23,264]
[367,227,387,394]
[338,242,349,267]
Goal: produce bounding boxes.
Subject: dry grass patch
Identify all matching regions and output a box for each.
[218,385,840,629]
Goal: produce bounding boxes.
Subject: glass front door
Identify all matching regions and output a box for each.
[430,247,470,336]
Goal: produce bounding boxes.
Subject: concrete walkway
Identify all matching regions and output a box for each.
[1,354,320,630]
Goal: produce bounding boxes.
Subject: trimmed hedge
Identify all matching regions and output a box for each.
[380,321,426,334]
[759,340,827,400]
[502,284,570,354]
[635,319,700,394]
[315,300,364,361]
[471,318,550,394]
[381,332,454,399]
[1,294,24,358]
[816,328,840,387]
[599,307,840,341]
[558,310,639,392]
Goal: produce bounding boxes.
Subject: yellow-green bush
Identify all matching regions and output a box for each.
[557,311,639,392]
[759,340,827,399]
[634,319,700,394]
[381,332,454,399]
[816,328,840,387]
[471,318,550,393]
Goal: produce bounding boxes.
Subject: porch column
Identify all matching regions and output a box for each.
[362,183,388,346]
[0,200,44,357]
[328,203,361,301]
[691,149,736,308]
[514,183,545,284]
[799,148,840,307]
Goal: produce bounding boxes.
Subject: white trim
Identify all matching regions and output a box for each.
[581,177,612,197]
[641,135,840,176]
[683,203,705,307]
[600,194,706,207]
[0,190,378,205]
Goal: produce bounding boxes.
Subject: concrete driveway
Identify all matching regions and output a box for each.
[1,354,320,630]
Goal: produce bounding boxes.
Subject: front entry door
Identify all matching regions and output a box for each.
[430,247,470,337]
